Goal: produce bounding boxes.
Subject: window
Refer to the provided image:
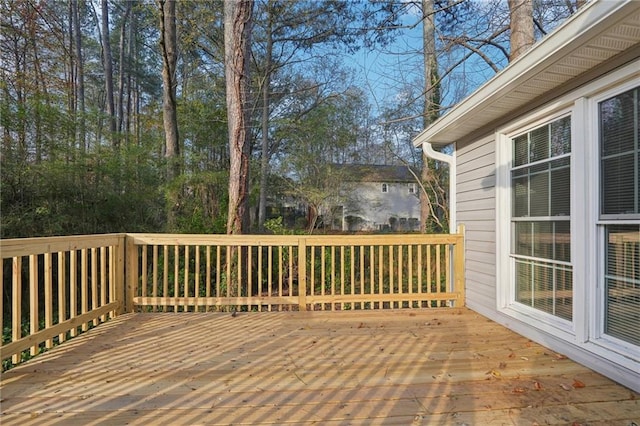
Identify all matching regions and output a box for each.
[510,116,572,321]
[599,86,640,346]
[381,183,388,193]
[408,183,416,194]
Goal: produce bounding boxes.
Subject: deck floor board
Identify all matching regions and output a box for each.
[1,309,638,425]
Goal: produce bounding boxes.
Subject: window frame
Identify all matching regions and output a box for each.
[589,80,640,356]
[496,107,576,336]
[495,61,640,374]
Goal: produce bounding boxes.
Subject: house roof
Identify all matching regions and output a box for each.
[413,0,640,147]
[333,164,417,183]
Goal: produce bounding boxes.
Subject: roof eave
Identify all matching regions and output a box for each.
[413,0,640,148]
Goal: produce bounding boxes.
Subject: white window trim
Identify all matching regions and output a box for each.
[496,108,576,338]
[496,60,640,368]
[586,78,640,361]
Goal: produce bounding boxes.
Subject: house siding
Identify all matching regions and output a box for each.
[343,181,420,231]
[455,136,497,315]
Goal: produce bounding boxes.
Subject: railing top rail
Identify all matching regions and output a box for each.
[0,234,125,259]
[126,233,462,246]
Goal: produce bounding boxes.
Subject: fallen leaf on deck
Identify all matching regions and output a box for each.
[533,381,544,391]
[521,356,529,361]
[485,369,501,377]
[555,353,568,360]
[560,383,572,391]
[572,379,585,388]
[512,387,526,393]
[508,351,516,359]
[499,362,507,369]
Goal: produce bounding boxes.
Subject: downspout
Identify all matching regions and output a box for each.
[422,142,456,234]
[422,141,459,307]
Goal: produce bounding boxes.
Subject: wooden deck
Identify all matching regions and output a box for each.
[1,308,638,425]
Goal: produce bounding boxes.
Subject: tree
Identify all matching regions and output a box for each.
[100,0,116,145]
[508,0,534,60]
[157,0,180,229]
[252,0,359,231]
[224,0,254,234]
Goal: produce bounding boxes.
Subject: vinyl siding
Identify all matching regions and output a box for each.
[456,136,496,313]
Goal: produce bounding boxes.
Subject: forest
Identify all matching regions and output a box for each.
[0,0,584,238]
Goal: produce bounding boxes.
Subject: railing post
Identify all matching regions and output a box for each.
[115,234,126,314]
[455,224,466,307]
[125,235,137,313]
[298,237,307,311]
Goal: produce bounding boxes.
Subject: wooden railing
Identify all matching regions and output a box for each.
[1,234,125,366]
[127,227,465,312]
[2,228,465,366]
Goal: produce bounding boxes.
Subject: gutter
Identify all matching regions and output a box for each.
[422,142,456,234]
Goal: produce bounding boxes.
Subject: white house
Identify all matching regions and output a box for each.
[414,0,640,392]
[334,164,421,232]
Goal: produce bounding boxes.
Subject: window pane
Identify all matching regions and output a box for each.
[555,267,573,321]
[530,126,549,162]
[514,134,528,166]
[602,154,635,215]
[515,260,532,305]
[529,165,549,216]
[600,86,639,216]
[532,222,553,259]
[554,220,571,262]
[512,175,529,217]
[551,159,571,216]
[513,222,532,256]
[533,262,554,315]
[605,225,640,346]
[551,116,571,156]
[600,90,636,156]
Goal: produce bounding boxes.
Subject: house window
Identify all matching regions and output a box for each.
[408,183,416,194]
[510,116,572,321]
[599,86,640,346]
[381,183,388,193]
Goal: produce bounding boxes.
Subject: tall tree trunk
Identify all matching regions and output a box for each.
[158,0,180,229]
[101,0,116,146]
[420,0,443,233]
[117,1,131,136]
[257,2,273,232]
[72,0,86,152]
[508,0,534,61]
[224,0,253,235]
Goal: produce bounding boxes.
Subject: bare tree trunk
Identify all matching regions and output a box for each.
[158,0,180,229]
[420,0,443,233]
[257,3,273,232]
[508,0,534,61]
[224,0,254,235]
[101,0,117,146]
[72,0,85,152]
[117,1,131,136]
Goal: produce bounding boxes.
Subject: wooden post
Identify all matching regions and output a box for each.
[298,237,307,311]
[122,235,138,312]
[455,224,466,307]
[113,235,125,315]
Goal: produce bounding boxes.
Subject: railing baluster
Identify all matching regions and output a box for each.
[58,252,66,342]
[12,256,22,364]
[44,253,53,348]
[100,247,107,321]
[91,248,98,326]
